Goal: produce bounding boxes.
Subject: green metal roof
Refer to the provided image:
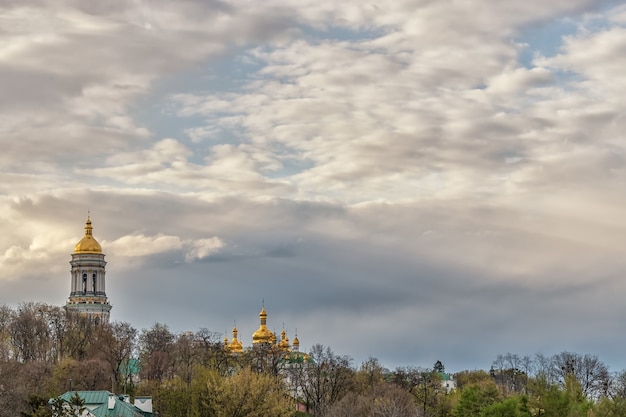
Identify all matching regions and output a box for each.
[437,372,452,381]
[58,391,148,417]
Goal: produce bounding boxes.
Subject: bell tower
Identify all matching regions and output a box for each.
[65,216,112,323]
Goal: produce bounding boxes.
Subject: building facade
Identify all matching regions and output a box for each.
[65,216,112,324]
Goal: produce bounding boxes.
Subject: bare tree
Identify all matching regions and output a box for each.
[9,303,51,362]
[327,383,419,417]
[138,323,175,381]
[551,351,609,399]
[297,344,354,416]
[96,321,137,393]
[193,328,233,376]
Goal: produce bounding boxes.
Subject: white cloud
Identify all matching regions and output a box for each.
[184,237,226,262]
[105,234,184,257]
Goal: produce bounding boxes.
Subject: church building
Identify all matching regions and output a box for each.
[224,306,307,362]
[65,216,112,323]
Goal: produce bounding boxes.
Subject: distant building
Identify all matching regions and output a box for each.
[224,305,310,360]
[56,391,152,417]
[438,372,457,392]
[65,216,112,324]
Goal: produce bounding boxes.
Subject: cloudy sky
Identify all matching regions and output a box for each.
[2,0,626,372]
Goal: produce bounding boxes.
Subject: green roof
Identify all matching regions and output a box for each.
[58,391,149,417]
[437,372,452,381]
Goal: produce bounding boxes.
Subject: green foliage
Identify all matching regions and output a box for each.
[454,382,501,417]
[46,396,85,417]
[354,357,387,393]
[20,395,51,417]
[595,396,626,417]
[526,374,594,417]
[480,397,531,417]
[205,367,294,417]
[455,370,493,391]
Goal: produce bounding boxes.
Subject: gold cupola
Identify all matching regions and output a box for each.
[278,327,290,351]
[252,306,275,344]
[292,331,300,352]
[227,325,243,353]
[74,216,102,254]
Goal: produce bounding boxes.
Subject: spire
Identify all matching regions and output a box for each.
[293,329,300,352]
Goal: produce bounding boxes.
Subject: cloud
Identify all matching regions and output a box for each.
[184,237,226,262]
[107,234,184,257]
[1,0,626,372]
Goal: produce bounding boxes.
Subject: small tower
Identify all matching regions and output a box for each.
[252,306,275,345]
[278,326,291,351]
[226,324,243,353]
[65,216,111,323]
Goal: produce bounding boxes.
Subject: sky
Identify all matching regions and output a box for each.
[1,0,626,373]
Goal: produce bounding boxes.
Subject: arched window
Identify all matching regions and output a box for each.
[82,273,87,293]
[92,273,97,293]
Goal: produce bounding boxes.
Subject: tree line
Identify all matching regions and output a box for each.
[2,302,626,416]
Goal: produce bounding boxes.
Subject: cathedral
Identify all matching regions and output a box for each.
[65,216,112,323]
[224,306,311,364]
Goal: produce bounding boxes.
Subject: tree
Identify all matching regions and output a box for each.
[46,393,86,417]
[296,344,354,416]
[354,357,387,393]
[0,305,15,362]
[454,382,500,417]
[48,358,110,392]
[191,328,235,376]
[327,383,418,417]
[388,366,425,393]
[138,323,175,381]
[480,397,531,417]
[201,367,293,417]
[526,373,593,417]
[595,395,626,417]
[454,370,492,391]
[20,395,51,417]
[63,312,98,361]
[551,351,609,400]
[96,321,137,393]
[9,303,51,362]
[413,371,443,417]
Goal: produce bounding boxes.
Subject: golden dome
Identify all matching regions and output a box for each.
[74,217,102,254]
[252,306,275,344]
[293,334,300,351]
[278,328,290,351]
[227,326,243,353]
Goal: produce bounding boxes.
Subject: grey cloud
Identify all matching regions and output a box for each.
[2,0,626,373]
[5,188,626,371]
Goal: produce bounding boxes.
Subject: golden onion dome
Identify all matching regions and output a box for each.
[252,306,275,344]
[293,334,300,351]
[252,325,274,344]
[74,217,102,253]
[228,326,243,353]
[278,328,290,350]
